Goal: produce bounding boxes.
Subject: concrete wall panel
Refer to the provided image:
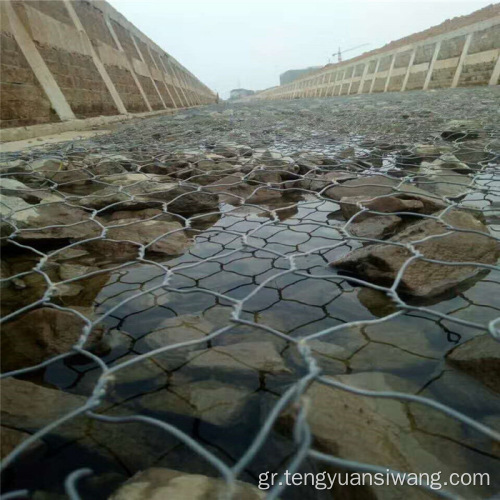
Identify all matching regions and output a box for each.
[0,0,215,129]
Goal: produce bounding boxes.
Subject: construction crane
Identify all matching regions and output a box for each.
[331,43,370,63]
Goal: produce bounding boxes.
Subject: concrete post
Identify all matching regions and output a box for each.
[131,34,167,109]
[369,58,382,93]
[158,55,185,107]
[104,15,152,111]
[451,33,472,88]
[5,0,75,121]
[357,63,370,94]
[423,40,442,90]
[347,67,356,95]
[180,70,200,105]
[383,54,396,92]
[167,59,191,107]
[63,0,127,115]
[489,51,500,85]
[401,47,417,91]
[146,45,178,108]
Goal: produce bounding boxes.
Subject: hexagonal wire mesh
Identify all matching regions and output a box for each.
[1,100,499,499]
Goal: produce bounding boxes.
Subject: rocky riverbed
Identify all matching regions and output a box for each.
[1,87,499,499]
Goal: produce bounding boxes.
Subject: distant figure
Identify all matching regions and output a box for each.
[216,93,220,104]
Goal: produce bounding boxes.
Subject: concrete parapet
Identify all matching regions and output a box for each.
[252,5,500,101]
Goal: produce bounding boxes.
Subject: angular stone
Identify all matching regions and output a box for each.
[247,169,282,185]
[125,182,219,215]
[13,203,101,243]
[1,378,87,440]
[413,144,453,157]
[108,209,175,222]
[0,159,29,174]
[135,315,213,371]
[331,209,499,297]
[76,183,219,215]
[0,195,39,224]
[349,342,428,372]
[110,354,167,395]
[139,380,254,426]
[106,220,190,256]
[246,187,282,204]
[109,468,264,500]
[1,307,104,372]
[339,195,435,221]
[357,287,398,317]
[1,426,44,459]
[100,173,163,186]
[187,341,290,375]
[30,157,65,172]
[323,171,357,183]
[45,168,93,186]
[194,160,235,172]
[88,162,127,176]
[325,176,435,201]
[0,178,52,204]
[446,334,500,393]
[280,377,479,498]
[432,154,472,173]
[418,164,471,198]
[441,120,481,141]
[346,214,403,239]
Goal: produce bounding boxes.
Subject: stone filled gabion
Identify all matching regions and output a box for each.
[1,87,499,499]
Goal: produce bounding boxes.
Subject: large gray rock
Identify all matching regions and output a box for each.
[1,378,87,441]
[431,154,472,173]
[325,176,438,201]
[346,214,403,240]
[1,256,109,317]
[107,208,176,222]
[139,380,255,426]
[30,157,65,172]
[0,178,53,204]
[280,375,491,499]
[109,468,263,500]
[12,203,101,243]
[349,342,432,372]
[1,426,44,459]
[88,162,127,177]
[412,144,453,158]
[185,161,237,185]
[339,193,446,221]
[1,307,104,372]
[187,341,290,375]
[135,314,213,371]
[0,195,39,223]
[76,182,218,215]
[0,159,29,174]
[446,334,500,393]
[99,173,164,186]
[418,163,471,198]
[247,169,282,185]
[105,219,190,256]
[441,120,481,141]
[331,209,499,297]
[206,175,282,205]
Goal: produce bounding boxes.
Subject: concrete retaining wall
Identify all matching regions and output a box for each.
[0,0,216,130]
[254,5,500,101]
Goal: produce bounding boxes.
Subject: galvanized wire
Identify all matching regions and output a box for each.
[1,92,499,499]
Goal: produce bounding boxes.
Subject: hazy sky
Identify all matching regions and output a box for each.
[108,0,494,98]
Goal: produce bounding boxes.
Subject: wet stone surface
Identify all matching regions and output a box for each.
[0,87,499,499]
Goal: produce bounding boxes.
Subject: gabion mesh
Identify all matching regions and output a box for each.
[1,88,499,500]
